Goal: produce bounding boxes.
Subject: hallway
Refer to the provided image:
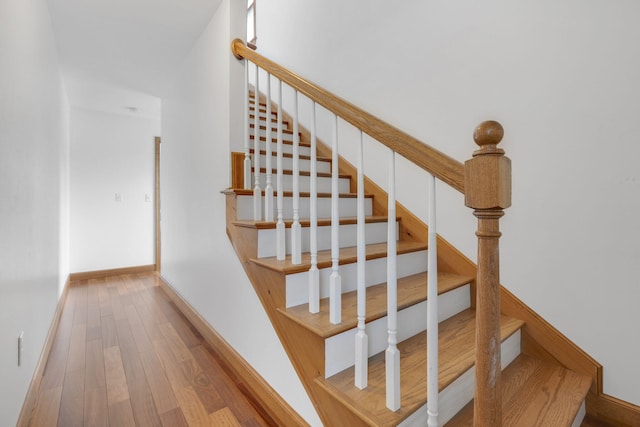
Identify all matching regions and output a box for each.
[28,273,271,426]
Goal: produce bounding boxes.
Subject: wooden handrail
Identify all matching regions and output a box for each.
[232,39,465,193]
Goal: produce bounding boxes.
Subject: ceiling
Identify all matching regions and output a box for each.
[47,0,222,119]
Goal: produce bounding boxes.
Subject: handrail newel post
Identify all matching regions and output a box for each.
[464,121,511,427]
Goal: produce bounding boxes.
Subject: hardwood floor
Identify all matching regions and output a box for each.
[28,273,271,427]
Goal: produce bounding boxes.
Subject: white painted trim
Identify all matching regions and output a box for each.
[236,194,373,221]
[256,221,390,258]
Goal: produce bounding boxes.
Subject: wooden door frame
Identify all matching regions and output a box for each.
[155,136,161,272]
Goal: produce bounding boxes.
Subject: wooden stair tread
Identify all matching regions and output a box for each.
[233,215,395,229]
[249,123,296,135]
[248,100,268,107]
[226,188,373,199]
[249,148,331,163]
[445,354,592,426]
[252,167,351,179]
[249,134,312,147]
[251,240,429,275]
[314,309,525,426]
[279,271,472,338]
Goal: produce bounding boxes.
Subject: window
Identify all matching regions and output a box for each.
[247,0,257,49]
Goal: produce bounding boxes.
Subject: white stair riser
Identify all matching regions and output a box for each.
[236,194,372,221]
[249,102,284,121]
[250,123,290,136]
[286,250,427,308]
[251,115,288,128]
[251,127,297,143]
[252,174,350,194]
[399,331,522,427]
[256,221,394,258]
[324,285,471,378]
[572,402,586,427]
[249,108,277,119]
[251,139,311,157]
[252,153,331,174]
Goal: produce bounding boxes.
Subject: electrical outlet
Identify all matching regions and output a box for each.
[145,193,151,203]
[115,193,122,202]
[18,332,24,366]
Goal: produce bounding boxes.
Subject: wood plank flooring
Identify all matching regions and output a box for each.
[28,273,271,427]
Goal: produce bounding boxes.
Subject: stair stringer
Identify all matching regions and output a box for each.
[224,190,371,426]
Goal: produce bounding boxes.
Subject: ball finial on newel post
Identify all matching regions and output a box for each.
[472,120,505,157]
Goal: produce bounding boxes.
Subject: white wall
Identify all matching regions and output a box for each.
[160,0,322,425]
[0,0,70,423]
[70,108,159,272]
[257,0,640,406]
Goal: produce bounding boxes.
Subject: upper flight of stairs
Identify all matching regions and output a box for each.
[223,92,593,426]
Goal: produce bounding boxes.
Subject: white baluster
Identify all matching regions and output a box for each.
[355,131,367,389]
[264,73,274,221]
[427,174,439,426]
[275,80,285,260]
[243,60,251,189]
[291,90,302,264]
[308,102,319,313]
[329,114,342,325]
[253,64,262,221]
[386,150,400,411]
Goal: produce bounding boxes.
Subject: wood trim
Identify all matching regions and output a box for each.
[155,136,161,272]
[69,264,156,282]
[232,151,244,188]
[586,392,640,427]
[501,286,603,394]
[158,276,310,427]
[16,275,71,427]
[232,39,465,193]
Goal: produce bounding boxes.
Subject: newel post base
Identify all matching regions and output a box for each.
[464,121,511,427]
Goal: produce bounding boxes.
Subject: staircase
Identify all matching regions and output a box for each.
[225,41,594,426]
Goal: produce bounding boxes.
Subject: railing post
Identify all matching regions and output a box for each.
[264,72,274,221]
[243,60,251,190]
[464,121,511,427]
[252,64,262,221]
[275,79,285,260]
